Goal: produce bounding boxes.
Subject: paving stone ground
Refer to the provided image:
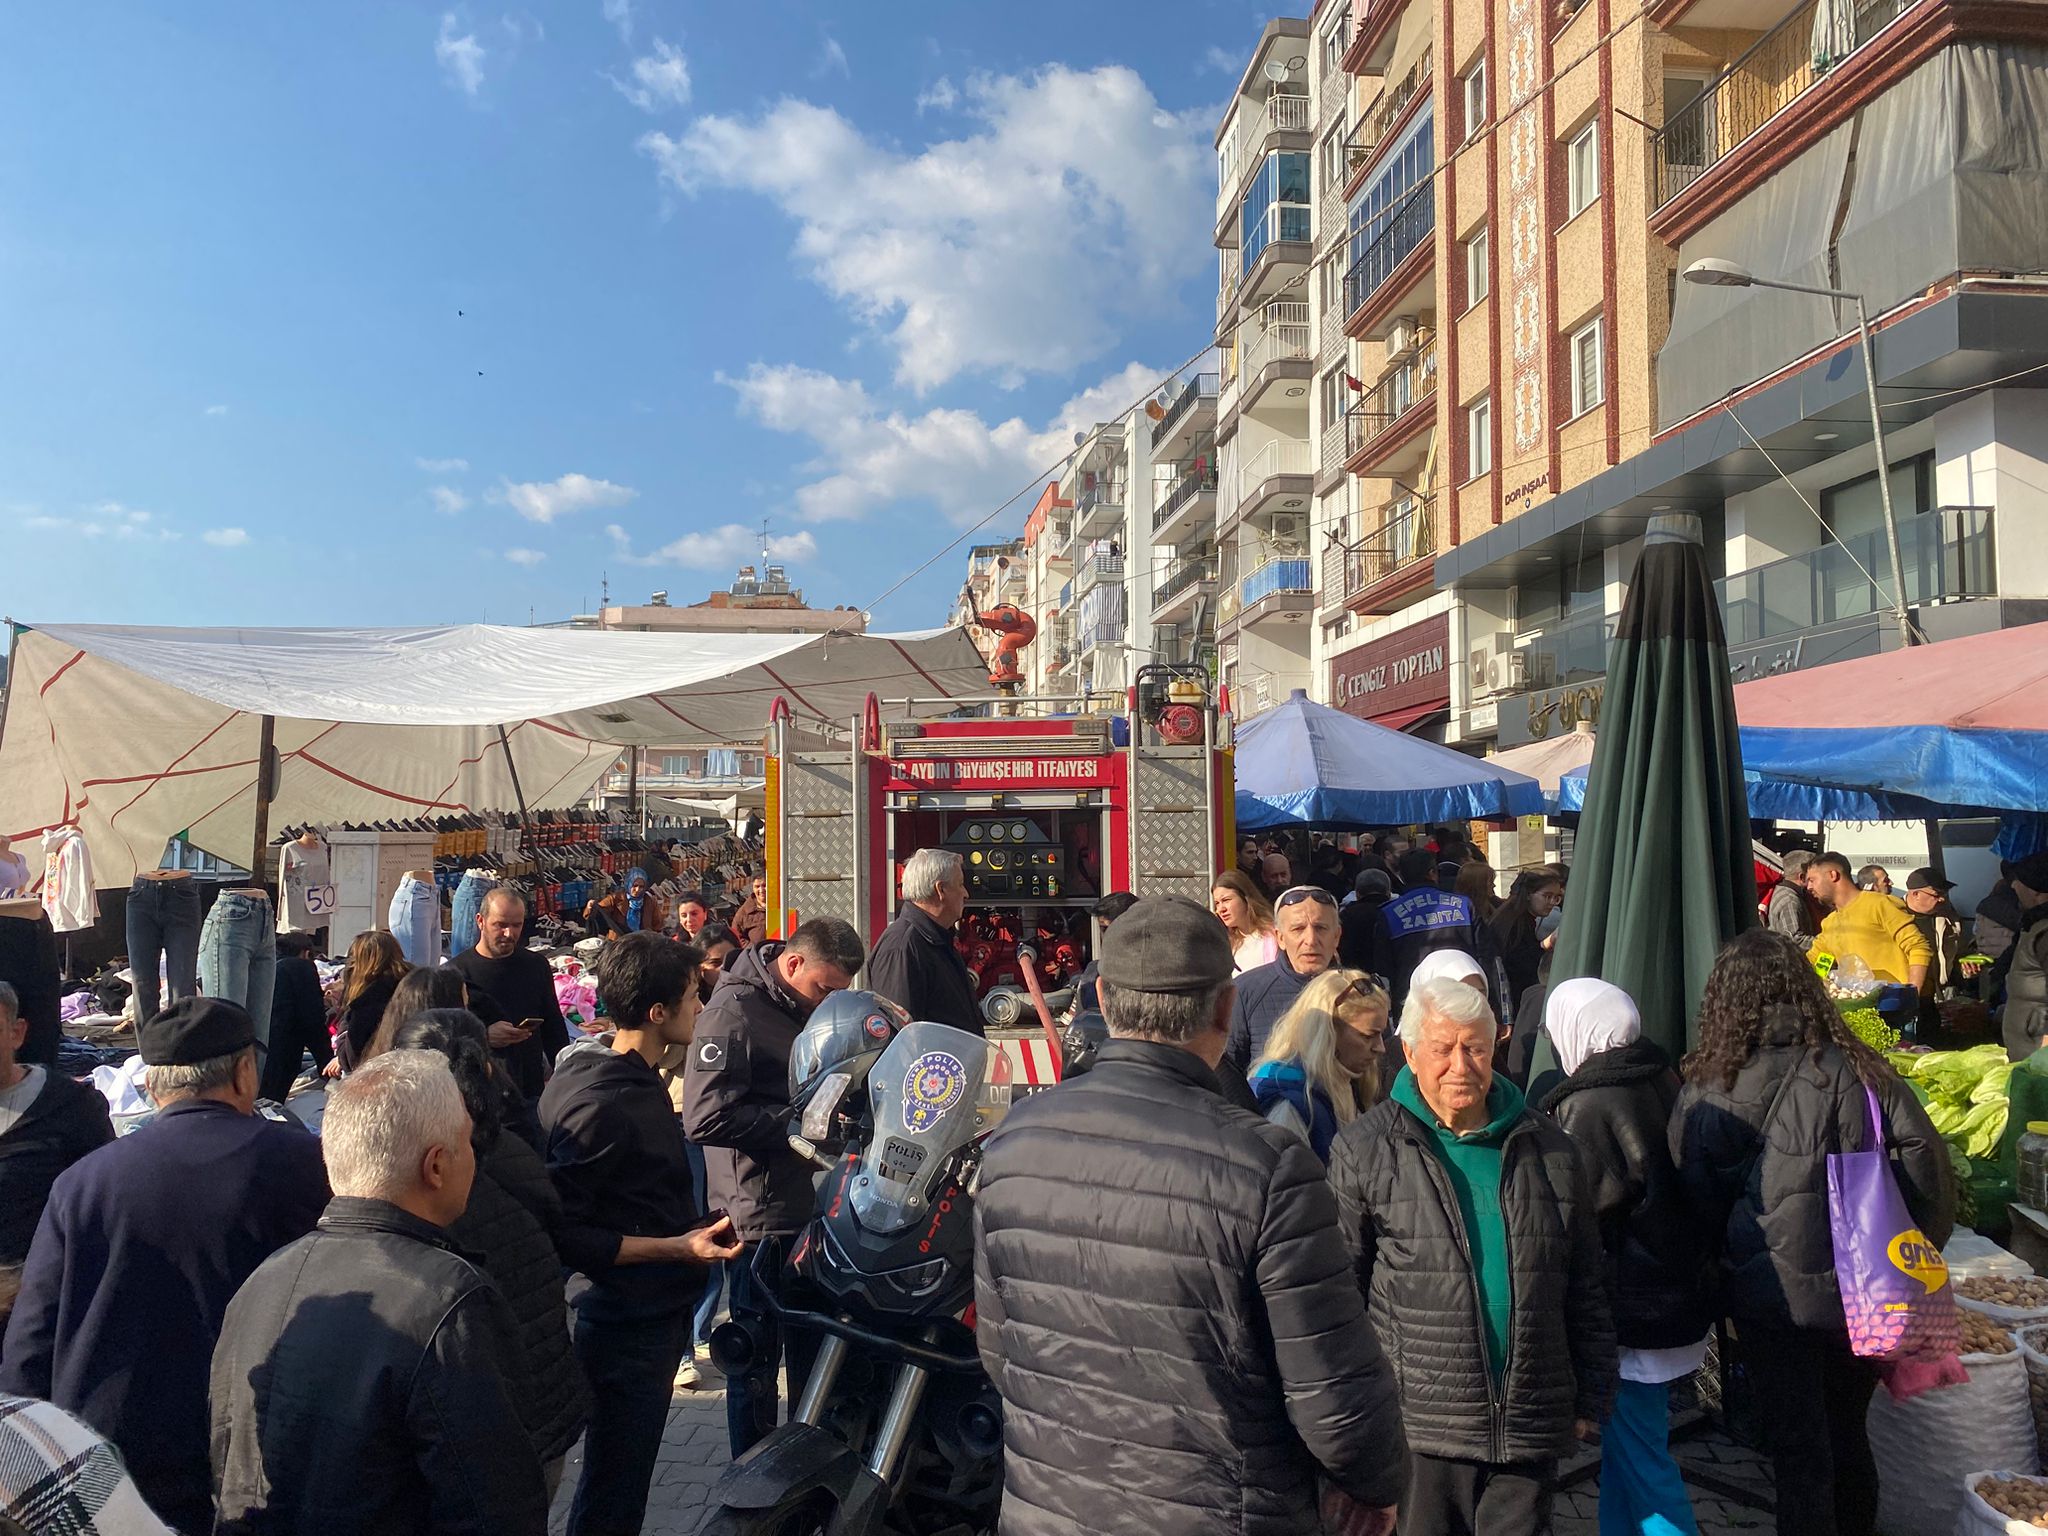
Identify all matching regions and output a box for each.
[549,1376,1779,1536]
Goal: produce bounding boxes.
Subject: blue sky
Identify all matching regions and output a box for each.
[0,2,1270,634]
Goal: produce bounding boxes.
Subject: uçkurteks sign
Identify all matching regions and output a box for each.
[1329,613,1452,723]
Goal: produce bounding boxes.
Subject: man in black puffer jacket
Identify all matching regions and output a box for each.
[1330,976,1615,1536]
[975,897,1409,1536]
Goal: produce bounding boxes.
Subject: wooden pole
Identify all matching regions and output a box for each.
[250,714,277,883]
[496,725,535,855]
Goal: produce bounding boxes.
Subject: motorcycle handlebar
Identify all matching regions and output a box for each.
[744,1244,984,1375]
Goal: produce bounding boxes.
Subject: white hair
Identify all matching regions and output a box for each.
[146,1046,251,1105]
[1399,977,1498,1049]
[902,847,963,905]
[322,1050,470,1201]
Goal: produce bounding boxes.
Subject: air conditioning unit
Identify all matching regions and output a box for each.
[1469,647,1495,699]
[1385,318,1419,360]
[1500,648,1531,693]
[1269,515,1307,555]
[1516,647,1559,691]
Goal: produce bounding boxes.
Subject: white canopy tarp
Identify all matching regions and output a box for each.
[1,622,989,887]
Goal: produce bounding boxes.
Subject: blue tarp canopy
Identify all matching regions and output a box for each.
[1234,689,1544,829]
[1555,763,1981,822]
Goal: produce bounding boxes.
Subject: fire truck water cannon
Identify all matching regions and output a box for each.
[972,603,1037,691]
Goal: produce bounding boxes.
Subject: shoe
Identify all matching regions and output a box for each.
[675,1358,702,1391]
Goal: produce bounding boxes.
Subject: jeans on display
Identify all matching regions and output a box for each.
[727,1245,821,1459]
[1600,1380,1699,1536]
[450,872,492,958]
[125,877,202,1028]
[387,876,441,967]
[198,892,277,1059]
[567,1305,694,1536]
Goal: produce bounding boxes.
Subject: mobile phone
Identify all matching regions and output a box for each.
[516,1017,542,1033]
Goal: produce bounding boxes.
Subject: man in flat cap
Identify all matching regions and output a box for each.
[0,997,329,1534]
[971,897,1409,1536]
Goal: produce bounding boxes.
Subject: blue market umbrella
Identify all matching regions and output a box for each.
[1547,515,1757,1058]
[1555,762,1983,822]
[1234,688,1543,830]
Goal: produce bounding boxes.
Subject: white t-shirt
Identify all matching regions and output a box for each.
[278,841,334,932]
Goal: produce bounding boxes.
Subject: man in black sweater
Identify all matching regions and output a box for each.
[0,978,113,1265]
[540,933,743,1536]
[451,885,569,1102]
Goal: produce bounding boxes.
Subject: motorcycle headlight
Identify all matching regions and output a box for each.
[800,1071,853,1143]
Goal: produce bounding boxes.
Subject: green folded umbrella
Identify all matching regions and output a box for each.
[1545,514,1758,1061]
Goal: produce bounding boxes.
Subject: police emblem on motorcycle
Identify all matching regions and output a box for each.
[903,1050,967,1134]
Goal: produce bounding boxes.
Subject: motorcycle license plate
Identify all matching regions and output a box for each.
[877,1135,928,1185]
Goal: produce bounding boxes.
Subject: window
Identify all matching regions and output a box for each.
[1570,318,1604,416]
[1463,59,1488,141]
[1242,151,1312,276]
[1320,366,1348,431]
[1345,104,1435,306]
[661,754,692,776]
[1465,227,1490,304]
[1322,12,1349,76]
[1467,396,1493,477]
[1567,122,1600,216]
[1320,122,1345,192]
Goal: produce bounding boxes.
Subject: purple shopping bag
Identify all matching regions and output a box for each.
[1830,1084,1961,1360]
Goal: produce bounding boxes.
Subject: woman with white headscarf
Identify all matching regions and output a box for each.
[1541,978,1708,1536]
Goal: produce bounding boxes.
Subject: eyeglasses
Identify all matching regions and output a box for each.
[1276,886,1338,909]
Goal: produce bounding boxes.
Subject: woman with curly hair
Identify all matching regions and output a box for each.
[1248,970,1391,1162]
[1670,927,1952,1536]
[1210,869,1278,974]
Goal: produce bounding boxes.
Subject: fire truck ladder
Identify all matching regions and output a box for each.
[769,710,870,935]
[1125,706,1218,904]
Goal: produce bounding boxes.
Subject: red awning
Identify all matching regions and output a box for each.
[1368,703,1446,733]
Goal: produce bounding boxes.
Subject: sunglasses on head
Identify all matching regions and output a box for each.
[1276,885,1338,909]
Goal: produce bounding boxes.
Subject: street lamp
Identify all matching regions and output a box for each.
[1682,257,1921,647]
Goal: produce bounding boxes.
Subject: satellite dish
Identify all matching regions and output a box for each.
[1073,430,1087,447]
[1262,58,1291,83]
[1144,400,1167,422]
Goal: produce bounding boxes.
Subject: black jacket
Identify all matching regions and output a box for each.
[0,1100,329,1534]
[209,1197,549,1536]
[450,946,570,1103]
[1223,954,1319,1074]
[682,944,817,1240]
[0,911,63,1068]
[447,1130,588,1461]
[974,1040,1409,1536]
[1999,902,2048,1061]
[1329,1091,1617,1464]
[540,1038,707,1318]
[1669,1006,1954,1332]
[865,904,984,1035]
[1340,899,1394,977]
[261,955,332,1100]
[1542,1041,1710,1350]
[336,973,400,1071]
[0,1068,113,1265]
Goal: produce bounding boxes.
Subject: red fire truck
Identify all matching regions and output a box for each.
[762,666,1235,1088]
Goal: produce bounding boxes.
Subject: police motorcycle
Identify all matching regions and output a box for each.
[699,992,1012,1536]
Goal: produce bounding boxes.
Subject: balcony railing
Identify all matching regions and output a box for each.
[1080,619,1123,653]
[1353,495,1439,588]
[1345,186,1434,320]
[1345,47,1432,180]
[1152,464,1220,530]
[1241,300,1313,379]
[1717,505,1995,646]
[1268,93,1312,133]
[1652,0,1916,206]
[1344,345,1438,460]
[1156,558,1218,606]
[1239,438,1314,503]
[1076,548,1126,592]
[1151,372,1220,447]
[1241,557,1316,609]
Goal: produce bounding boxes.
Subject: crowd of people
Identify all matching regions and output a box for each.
[0,828,2030,1536]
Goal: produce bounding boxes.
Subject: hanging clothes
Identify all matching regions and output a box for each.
[39,828,95,934]
[276,839,334,934]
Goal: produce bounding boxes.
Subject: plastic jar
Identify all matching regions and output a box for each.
[2019,1121,2048,1213]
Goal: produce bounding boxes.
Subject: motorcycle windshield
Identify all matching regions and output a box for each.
[852,1021,1013,1235]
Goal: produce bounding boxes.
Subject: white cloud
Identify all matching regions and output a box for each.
[815,35,849,79]
[602,0,633,41]
[612,38,690,112]
[430,486,470,515]
[607,520,820,570]
[23,502,180,541]
[491,472,636,524]
[416,455,469,473]
[436,14,486,96]
[640,66,1209,391]
[915,77,959,114]
[1202,44,1241,75]
[22,515,64,531]
[503,547,546,567]
[722,358,1165,528]
[203,527,250,548]
[203,403,229,417]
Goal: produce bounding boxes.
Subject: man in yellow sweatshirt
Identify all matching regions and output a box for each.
[1809,851,1931,988]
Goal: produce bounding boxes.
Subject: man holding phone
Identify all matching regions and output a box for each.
[450,885,570,1102]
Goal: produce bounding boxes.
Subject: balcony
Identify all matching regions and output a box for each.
[1652,0,1917,209]
[1343,47,1432,197]
[1242,202,1313,302]
[1153,556,1218,622]
[1238,557,1317,628]
[1236,300,1313,415]
[1343,0,1404,75]
[1717,505,1995,645]
[1342,343,1438,475]
[1344,495,1441,613]
[1152,462,1220,542]
[1344,187,1434,335]
[1079,618,1124,654]
[1150,372,1220,450]
[1236,438,1315,524]
[1075,545,1126,595]
[1075,483,1124,539]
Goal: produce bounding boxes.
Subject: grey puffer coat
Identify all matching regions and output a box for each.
[1328,1093,1617,1465]
[973,1040,1409,1536]
[1669,1005,1953,1331]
